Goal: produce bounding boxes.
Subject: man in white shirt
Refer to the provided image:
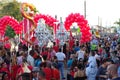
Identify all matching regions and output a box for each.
[56,48,66,79]
[27,50,35,67]
[76,46,85,60]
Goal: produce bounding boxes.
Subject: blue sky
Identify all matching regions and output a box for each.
[18,0,120,27]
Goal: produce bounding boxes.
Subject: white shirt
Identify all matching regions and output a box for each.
[88,56,97,67]
[86,56,98,80]
[95,54,101,60]
[77,50,85,60]
[27,55,34,66]
[56,52,66,61]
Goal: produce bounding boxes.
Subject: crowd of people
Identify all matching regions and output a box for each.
[0,35,120,80]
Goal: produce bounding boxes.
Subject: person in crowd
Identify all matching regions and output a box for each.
[116,44,120,59]
[41,48,50,60]
[31,67,40,80]
[74,62,86,80]
[67,54,74,70]
[114,60,120,77]
[98,44,103,55]
[111,38,117,51]
[107,64,120,80]
[91,37,99,45]
[40,62,52,80]
[34,45,40,54]
[74,42,80,53]
[102,49,108,59]
[50,47,56,60]
[76,46,85,60]
[38,70,46,80]
[34,55,42,67]
[51,63,60,80]
[53,42,59,52]
[17,51,25,65]
[111,51,119,63]
[68,46,75,59]
[51,56,58,69]
[1,72,9,80]
[67,59,78,80]
[105,42,110,57]
[27,50,35,67]
[96,58,113,80]
[16,59,32,80]
[86,51,98,80]
[56,48,66,80]
[11,54,20,80]
[94,50,101,67]
[0,62,10,77]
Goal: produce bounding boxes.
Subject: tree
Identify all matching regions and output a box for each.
[5,26,16,38]
[0,1,22,21]
[0,1,23,38]
[114,18,120,27]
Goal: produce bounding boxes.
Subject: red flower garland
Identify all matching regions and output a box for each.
[34,14,58,28]
[0,16,23,35]
[64,13,91,43]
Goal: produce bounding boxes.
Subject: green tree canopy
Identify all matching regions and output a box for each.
[0,1,23,38]
[5,26,16,38]
[0,1,22,21]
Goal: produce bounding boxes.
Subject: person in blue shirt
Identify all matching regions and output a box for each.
[35,55,42,67]
[74,43,80,52]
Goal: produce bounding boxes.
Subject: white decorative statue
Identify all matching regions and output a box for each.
[35,19,53,47]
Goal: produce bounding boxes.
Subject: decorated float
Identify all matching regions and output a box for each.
[0,2,92,50]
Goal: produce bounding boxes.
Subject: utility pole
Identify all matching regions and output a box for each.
[84,0,86,19]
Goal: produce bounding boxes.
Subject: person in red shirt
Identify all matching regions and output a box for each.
[0,62,11,79]
[11,64,19,80]
[51,63,60,80]
[53,42,59,52]
[38,70,46,80]
[41,48,50,60]
[16,59,32,80]
[40,62,52,80]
